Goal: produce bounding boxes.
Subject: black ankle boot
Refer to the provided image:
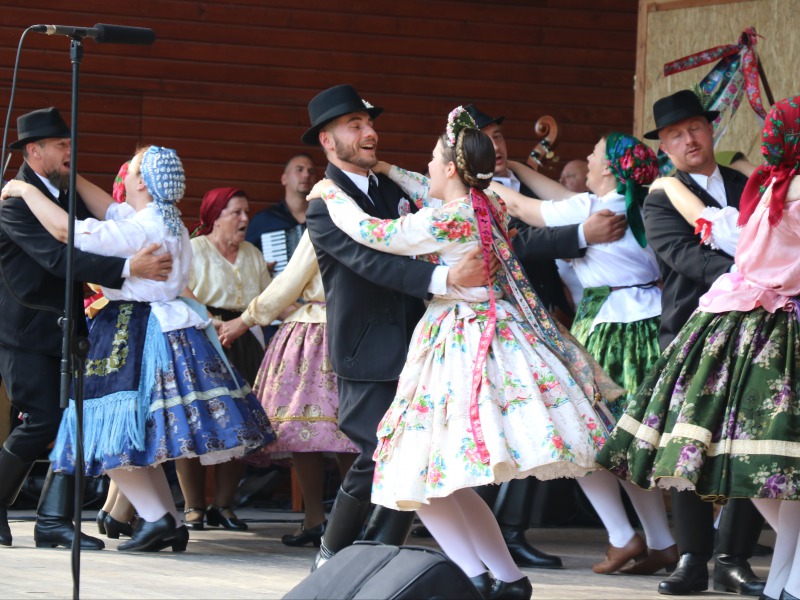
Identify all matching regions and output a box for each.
[34,467,104,550]
[495,479,562,569]
[658,553,709,595]
[714,555,765,596]
[490,576,532,600]
[118,513,177,552]
[311,487,371,572]
[362,505,415,546]
[0,447,35,547]
[104,514,134,539]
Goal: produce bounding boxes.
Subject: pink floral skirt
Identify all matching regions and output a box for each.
[244,321,357,465]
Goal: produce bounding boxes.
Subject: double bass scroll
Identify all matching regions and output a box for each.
[526,115,560,173]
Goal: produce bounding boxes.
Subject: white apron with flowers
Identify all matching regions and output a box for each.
[319,167,620,510]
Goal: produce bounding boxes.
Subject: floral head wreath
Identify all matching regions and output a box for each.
[445,106,494,180]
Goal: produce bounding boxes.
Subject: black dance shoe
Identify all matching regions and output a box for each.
[658,553,709,595]
[104,515,134,539]
[282,522,325,547]
[780,591,800,600]
[206,505,248,531]
[713,555,765,596]
[470,572,494,600]
[490,576,532,600]
[172,525,189,552]
[118,513,177,553]
[96,510,108,535]
[183,507,205,530]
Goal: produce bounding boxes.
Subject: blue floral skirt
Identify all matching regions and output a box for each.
[51,301,275,476]
[596,304,800,502]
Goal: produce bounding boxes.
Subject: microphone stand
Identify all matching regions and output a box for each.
[60,35,90,600]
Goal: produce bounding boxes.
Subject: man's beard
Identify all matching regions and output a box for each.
[45,169,70,193]
[333,137,377,170]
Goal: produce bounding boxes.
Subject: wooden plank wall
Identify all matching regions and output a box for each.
[0,0,638,219]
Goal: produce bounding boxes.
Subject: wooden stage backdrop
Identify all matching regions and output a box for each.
[0,0,638,219]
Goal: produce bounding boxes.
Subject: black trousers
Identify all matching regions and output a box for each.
[337,378,397,501]
[0,344,62,463]
[671,490,764,560]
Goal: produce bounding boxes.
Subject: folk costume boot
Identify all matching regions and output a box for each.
[362,505,415,546]
[0,447,35,546]
[496,479,562,569]
[658,553,709,595]
[34,466,104,550]
[714,500,766,596]
[311,487,370,572]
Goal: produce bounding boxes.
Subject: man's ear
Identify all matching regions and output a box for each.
[319,130,333,154]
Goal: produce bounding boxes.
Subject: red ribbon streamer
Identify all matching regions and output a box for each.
[663,27,767,119]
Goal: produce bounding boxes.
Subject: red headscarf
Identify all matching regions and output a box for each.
[112,160,130,203]
[738,96,800,227]
[193,187,245,237]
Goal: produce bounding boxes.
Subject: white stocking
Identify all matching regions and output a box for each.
[417,488,524,583]
[753,499,800,599]
[107,465,180,524]
[619,479,675,551]
[577,470,635,548]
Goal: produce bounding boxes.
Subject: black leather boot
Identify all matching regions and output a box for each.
[311,487,371,572]
[495,479,562,569]
[714,499,765,596]
[362,505,414,546]
[0,447,35,547]
[33,467,104,550]
[713,555,765,596]
[658,553,709,595]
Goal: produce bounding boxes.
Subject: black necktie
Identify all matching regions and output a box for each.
[368,175,380,206]
[57,189,68,207]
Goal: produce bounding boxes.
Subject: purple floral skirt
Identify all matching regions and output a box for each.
[243,321,357,465]
[596,304,800,502]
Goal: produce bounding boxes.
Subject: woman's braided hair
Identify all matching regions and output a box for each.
[441,106,495,191]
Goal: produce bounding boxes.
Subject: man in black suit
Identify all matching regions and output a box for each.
[302,86,491,570]
[0,107,172,549]
[642,90,765,597]
[465,104,627,570]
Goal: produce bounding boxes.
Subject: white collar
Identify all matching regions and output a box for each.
[492,170,521,193]
[33,170,62,200]
[341,169,377,197]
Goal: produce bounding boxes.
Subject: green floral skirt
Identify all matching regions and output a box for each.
[596,305,800,502]
[571,287,661,421]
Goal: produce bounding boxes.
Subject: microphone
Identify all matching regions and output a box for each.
[30,23,156,45]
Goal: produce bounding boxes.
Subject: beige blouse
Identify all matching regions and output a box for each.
[188,236,271,311]
[241,230,326,327]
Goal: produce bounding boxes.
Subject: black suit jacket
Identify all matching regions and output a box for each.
[0,162,126,356]
[643,165,747,350]
[509,182,582,316]
[306,164,436,382]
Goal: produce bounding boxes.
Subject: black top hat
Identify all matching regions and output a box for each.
[302,85,383,146]
[643,90,719,140]
[465,104,505,130]
[9,107,70,150]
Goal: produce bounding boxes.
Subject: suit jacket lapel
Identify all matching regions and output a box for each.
[675,170,723,209]
[19,162,59,204]
[326,164,377,215]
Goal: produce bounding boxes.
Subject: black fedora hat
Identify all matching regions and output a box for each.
[643,90,719,140]
[465,104,505,130]
[9,107,70,150]
[302,84,383,146]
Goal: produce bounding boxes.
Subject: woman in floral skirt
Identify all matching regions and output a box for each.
[596,96,800,600]
[309,107,624,599]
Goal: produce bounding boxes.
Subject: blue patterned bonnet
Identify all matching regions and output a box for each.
[140,145,186,237]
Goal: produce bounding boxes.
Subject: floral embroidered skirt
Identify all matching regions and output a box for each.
[50,301,275,477]
[571,289,661,421]
[371,298,611,511]
[596,305,800,502]
[244,320,357,465]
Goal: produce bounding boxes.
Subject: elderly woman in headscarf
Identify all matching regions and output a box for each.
[493,134,677,576]
[1,146,274,552]
[597,96,800,600]
[175,187,272,533]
